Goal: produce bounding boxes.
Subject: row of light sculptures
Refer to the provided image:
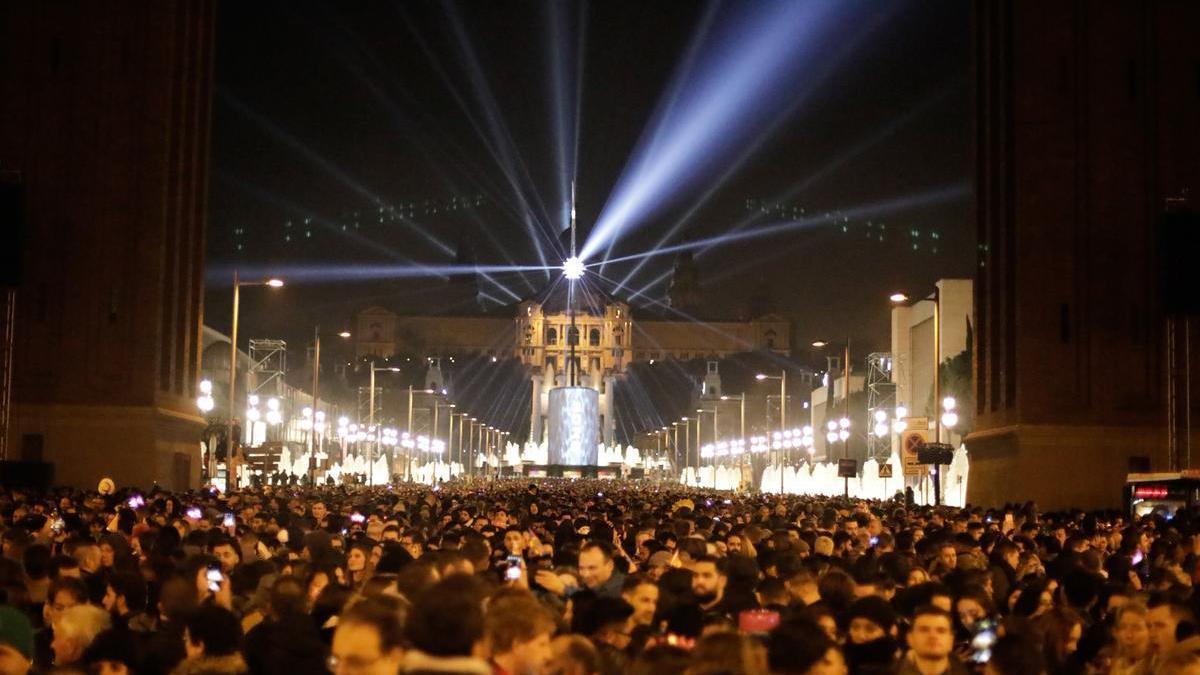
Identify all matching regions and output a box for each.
[198,376,481,469]
[334,417,446,455]
[700,426,816,460]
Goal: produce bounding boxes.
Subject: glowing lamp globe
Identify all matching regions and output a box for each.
[562,256,585,280]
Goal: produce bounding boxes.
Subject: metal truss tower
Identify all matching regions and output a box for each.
[866,352,896,461]
[358,386,382,426]
[248,339,287,396]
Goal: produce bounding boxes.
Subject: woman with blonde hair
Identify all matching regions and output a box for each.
[1110,600,1152,675]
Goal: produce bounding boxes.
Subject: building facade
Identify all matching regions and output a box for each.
[890,279,974,437]
[967,0,1200,509]
[352,274,792,449]
[0,1,214,489]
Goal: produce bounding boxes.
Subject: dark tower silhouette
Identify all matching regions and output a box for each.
[667,251,702,311]
[746,273,775,319]
[447,226,482,312]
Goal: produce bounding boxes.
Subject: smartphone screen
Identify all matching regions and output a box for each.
[223,513,235,528]
[505,555,522,581]
[738,609,781,634]
[970,619,998,663]
[206,564,223,592]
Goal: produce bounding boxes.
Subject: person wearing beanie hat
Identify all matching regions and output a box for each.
[845,596,897,643]
[0,606,34,675]
[843,596,901,675]
[83,628,140,675]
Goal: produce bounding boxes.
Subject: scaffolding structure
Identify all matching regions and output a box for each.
[358,386,382,426]
[866,352,896,461]
[248,339,287,397]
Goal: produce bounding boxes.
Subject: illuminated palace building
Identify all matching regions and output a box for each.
[353,252,791,446]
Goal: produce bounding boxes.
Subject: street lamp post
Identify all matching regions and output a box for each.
[367,365,400,486]
[225,272,283,491]
[672,422,681,477]
[681,417,691,484]
[756,372,787,493]
[441,405,457,477]
[721,393,746,441]
[464,418,475,477]
[891,288,944,503]
[433,401,454,449]
[697,406,717,487]
[307,327,351,486]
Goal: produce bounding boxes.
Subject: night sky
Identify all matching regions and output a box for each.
[207,0,973,355]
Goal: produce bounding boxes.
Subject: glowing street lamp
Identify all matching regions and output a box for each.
[941,396,959,429]
[226,273,284,489]
[196,379,215,413]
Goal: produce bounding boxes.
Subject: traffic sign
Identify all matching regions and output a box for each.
[901,429,929,476]
[878,463,893,478]
[838,458,858,478]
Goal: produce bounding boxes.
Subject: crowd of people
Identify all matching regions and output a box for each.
[0,478,1194,675]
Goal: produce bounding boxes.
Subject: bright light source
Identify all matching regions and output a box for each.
[266,397,279,411]
[247,394,259,406]
[895,406,908,419]
[755,373,768,380]
[873,410,888,423]
[338,416,349,427]
[893,419,908,433]
[889,292,909,303]
[941,411,959,428]
[562,256,585,280]
[338,331,352,338]
[199,379,212,395]
[302,407,313,417]
[838,429,850,441]
[826,431,838,444]
[942,396,956,411]
[839,417,851,429]
[266,278,284,288]
[197,395,214,413]
[812,340,828,348]
[827,421,838,432]
[246,408,261,422]
[874,422,889,438]
[266,410,282,425]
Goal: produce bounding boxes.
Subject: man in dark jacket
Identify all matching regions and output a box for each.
[243,577,325,675]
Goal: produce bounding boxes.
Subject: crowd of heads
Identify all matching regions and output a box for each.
[0,479,1194,674]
